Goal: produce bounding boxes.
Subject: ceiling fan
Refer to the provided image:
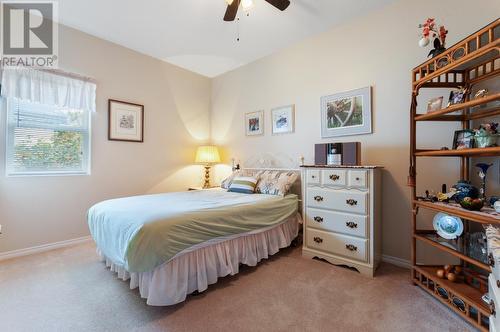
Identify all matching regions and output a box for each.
[223,0,290,21]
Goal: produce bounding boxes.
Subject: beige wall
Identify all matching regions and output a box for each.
[0,24,212,253]
[211,0,500,261]
[1,0,499,259]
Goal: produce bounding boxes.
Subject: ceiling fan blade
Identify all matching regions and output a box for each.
[264,0,290,11]
[224,0,240,21]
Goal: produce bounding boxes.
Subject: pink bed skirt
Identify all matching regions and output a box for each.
[99,214,300,306]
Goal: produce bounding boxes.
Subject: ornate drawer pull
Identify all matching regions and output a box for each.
[329,174,340,181]
[313,237,323,244]
[489,253,495,267]
[490,300,496,317]
[346,221,358,229]
[345,244,357,251]
[497,280,500,288]
[314,196,324,202]
[314,216,324,223]
[346,199,358,206]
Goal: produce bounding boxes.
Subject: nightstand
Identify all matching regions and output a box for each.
[188,186,219,191]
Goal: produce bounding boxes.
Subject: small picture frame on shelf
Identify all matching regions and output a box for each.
[452,129,475,150]
[447,87,468,107]
[427,96,443,113]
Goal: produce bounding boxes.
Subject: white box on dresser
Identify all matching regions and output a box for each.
[301,165,382,277]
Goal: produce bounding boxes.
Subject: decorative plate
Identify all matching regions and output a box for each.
[433,213,463,240]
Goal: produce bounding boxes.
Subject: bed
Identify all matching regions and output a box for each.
[87,169,301,306]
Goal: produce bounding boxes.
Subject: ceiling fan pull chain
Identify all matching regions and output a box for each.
[236,17,240,42]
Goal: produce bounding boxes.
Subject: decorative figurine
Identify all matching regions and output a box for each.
[476,163,493,202]
[474,89,489,99]
[474,122,498,148]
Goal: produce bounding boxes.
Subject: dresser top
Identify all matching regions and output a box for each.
[300,165,383,169]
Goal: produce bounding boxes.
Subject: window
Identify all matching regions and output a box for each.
[5,98,90,176]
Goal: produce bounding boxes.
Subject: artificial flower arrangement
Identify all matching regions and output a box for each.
[418,18,448,58]
[475,122,498,148]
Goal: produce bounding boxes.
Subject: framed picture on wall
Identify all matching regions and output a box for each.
[321,86,372,138]
[108,99,144,142]
[245,110,264,136]
[271,105,295,135]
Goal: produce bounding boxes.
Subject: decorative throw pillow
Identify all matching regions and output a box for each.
[255,171,298,196]
[221,171,241,189]
[228,176,258,194]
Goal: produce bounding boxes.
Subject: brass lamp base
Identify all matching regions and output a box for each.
[203,165,211,189]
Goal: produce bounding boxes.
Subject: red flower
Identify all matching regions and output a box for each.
[426,18,435,29]
[439,26,448,43]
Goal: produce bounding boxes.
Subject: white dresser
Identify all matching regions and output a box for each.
[301,166,382,277]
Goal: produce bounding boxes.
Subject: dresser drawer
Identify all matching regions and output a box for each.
[306,208,368,238]
[306,228,368,262]
[307,188,368,214]
[349,170,368,188]
[321,169,347,186]
[307,169,320,185]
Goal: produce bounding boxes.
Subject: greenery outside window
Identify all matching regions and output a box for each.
[5,98,91,176]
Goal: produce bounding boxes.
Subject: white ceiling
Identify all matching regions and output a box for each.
[59,0,395,77]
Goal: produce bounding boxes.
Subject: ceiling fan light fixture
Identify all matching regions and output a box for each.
[241,0,254,10]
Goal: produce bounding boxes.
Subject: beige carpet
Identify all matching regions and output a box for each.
[0,242,475,332]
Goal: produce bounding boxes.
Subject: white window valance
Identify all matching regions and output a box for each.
[1,67,96,112]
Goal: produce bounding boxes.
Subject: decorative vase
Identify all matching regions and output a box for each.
[475,134,498,148]
[476,163,493,202]
[452,180,479,203]
[431,46,446,58]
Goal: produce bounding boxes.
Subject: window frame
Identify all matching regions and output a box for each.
[4,98,92,177]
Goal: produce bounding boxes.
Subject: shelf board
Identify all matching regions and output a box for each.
[415,265,490,314]
[415,93,500,121]
[415,146,500,157]
[414,232,491,271]
[414,265,490,331]
[414,200,500,224]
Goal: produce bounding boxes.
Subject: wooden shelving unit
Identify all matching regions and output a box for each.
[408,19,500,331]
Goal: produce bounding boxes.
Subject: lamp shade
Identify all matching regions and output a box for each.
[195,146,221,164]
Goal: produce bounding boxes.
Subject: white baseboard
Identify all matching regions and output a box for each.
[0,236,92,262]
[382,254,411,269]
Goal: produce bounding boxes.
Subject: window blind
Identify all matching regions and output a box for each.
[5,98,90,175]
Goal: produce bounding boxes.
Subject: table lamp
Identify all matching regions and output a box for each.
[195,145,221,189]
